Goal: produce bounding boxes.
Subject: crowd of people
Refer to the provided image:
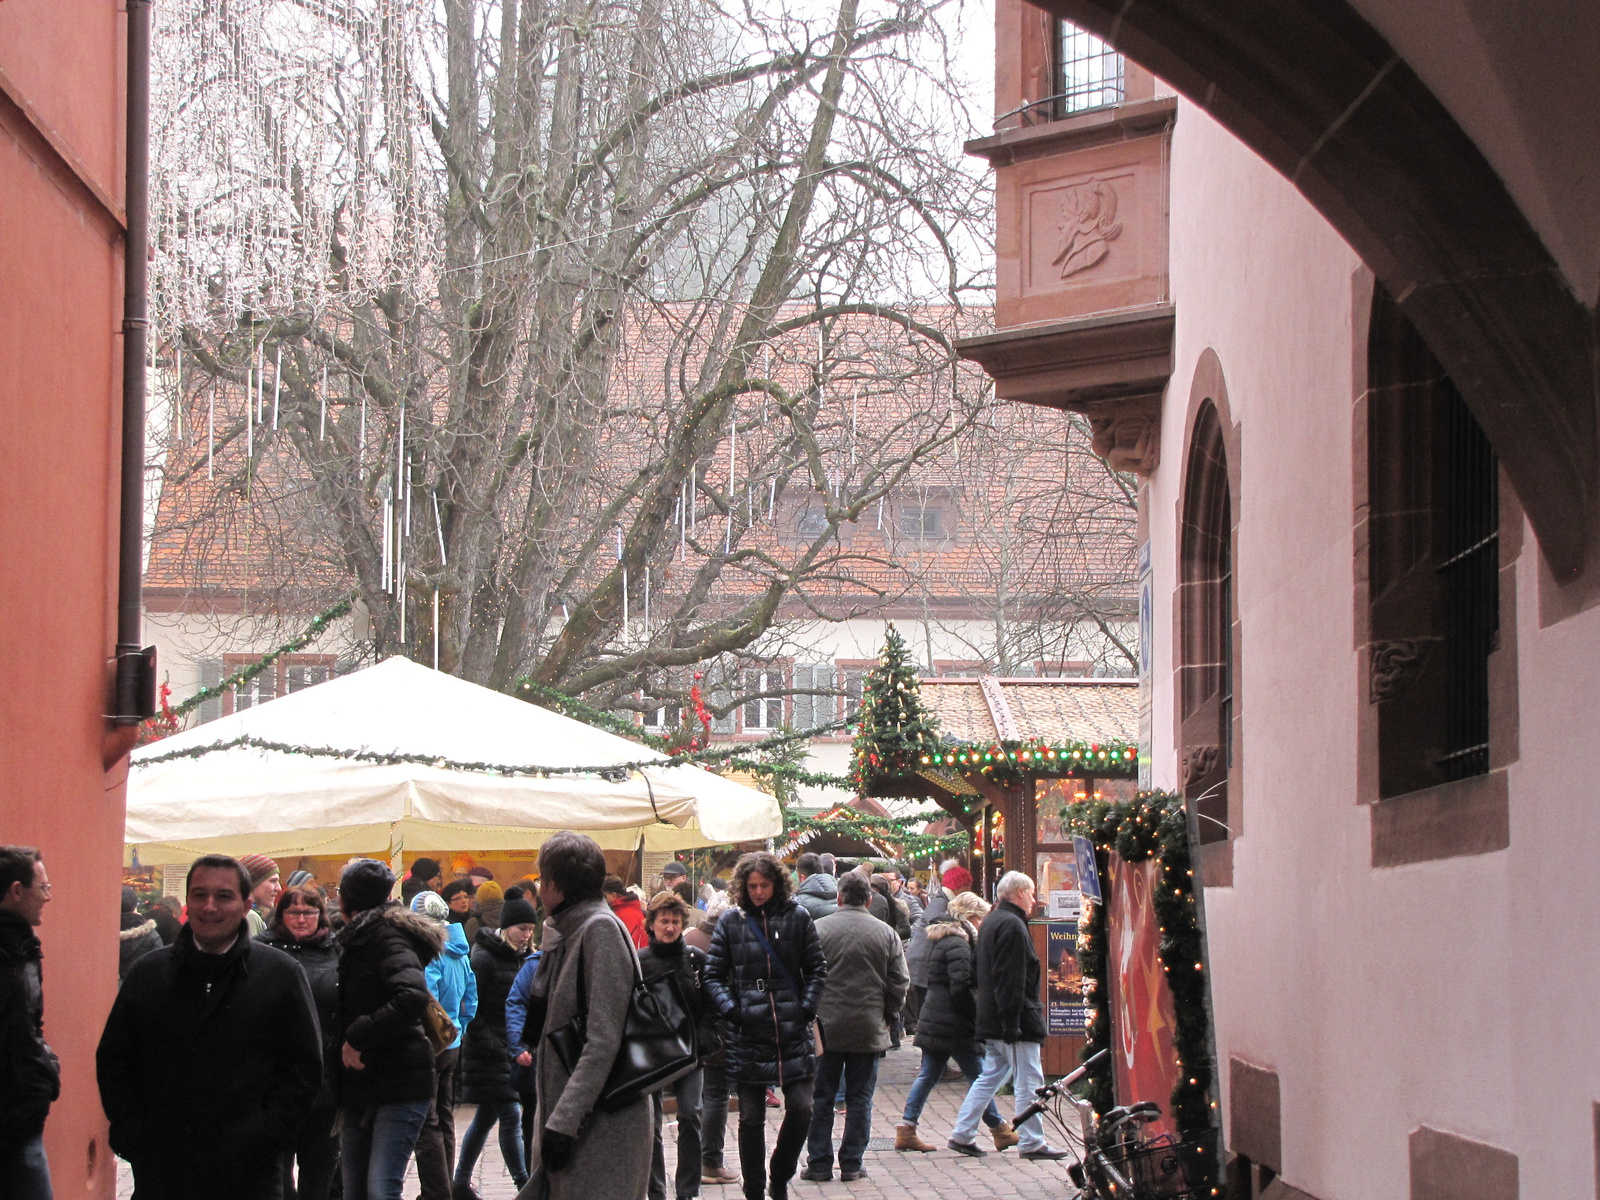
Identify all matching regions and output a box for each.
[0,840,1070,1200]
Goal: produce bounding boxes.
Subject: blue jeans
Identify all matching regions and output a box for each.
[0,1133,51,1200]
[341,1099,432,1200]
[950,1040,1048,1151]
[901,1048,1003,1128]
[804,1051,879,1174]
[454,1099,527,1187]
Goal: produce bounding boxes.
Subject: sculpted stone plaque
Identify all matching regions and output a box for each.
[1053,180,1122,278]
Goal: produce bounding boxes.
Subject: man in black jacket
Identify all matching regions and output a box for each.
[945,871,1068,1161]
[0,845,57,1200]
[98,853,323,1199]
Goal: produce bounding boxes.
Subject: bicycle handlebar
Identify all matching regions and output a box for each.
[1012,1048,1110,1127]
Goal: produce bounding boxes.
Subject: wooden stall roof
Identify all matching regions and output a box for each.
[921,676,1139,747]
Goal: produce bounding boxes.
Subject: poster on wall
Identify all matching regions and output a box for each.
[1105,853,1181,1138]
[1045,921,1086,1034]
[1036,853,1082,919]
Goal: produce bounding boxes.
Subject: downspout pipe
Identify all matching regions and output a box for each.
[113,0,155,726]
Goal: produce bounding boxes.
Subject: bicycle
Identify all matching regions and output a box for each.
[1014,1049,1206,1199]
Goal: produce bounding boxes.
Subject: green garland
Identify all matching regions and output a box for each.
[165,596,354,721]
[1067,792,1219,1193]
[782,808,969,859]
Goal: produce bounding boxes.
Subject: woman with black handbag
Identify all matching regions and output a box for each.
[638,891,717,1200]
[515,833,652,1200]
[704,852,827,1200]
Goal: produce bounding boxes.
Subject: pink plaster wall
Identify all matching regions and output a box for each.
[1145,100,1600,1197]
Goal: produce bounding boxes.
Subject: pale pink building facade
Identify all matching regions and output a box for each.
[961,5,1600,1197]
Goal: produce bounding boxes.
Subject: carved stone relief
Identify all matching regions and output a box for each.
[1183,744,1221,787]
[1369,638,1433,703]
[1053,179,1122,278]
[1090,410,1160,475]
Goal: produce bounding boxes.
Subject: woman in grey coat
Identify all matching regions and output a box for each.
[514,833,652,1200]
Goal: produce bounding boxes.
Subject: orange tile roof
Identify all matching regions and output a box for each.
[921,677,1139,745]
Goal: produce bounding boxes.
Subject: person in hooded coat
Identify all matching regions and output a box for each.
[259,884,344,1200]
[515,833,653,1200]
[455,896,537,1195]
[412,891,478,1200]
[603,876,649,949]
[704,852,827,1200]
[792,854,836,921]
[893,892,1013,1154]
[334,858,444,1200]
[118,886,163,979]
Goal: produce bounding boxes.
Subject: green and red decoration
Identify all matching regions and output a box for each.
[849,624,941,796]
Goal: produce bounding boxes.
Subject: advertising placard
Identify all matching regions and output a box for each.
[1045,921,1086,1034]
[1106,853,1180,1138]
[1074,835,1102,904]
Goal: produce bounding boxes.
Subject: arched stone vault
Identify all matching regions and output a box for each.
[1037,0,1598,578]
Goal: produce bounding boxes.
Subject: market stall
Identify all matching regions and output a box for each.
[125,656,783,872]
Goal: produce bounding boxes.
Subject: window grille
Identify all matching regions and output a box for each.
[797,507,829,537]
[1054,21,1124,116]
[790,664,831,732]
[840,668,866,721]
[743,669,785,731]
[898,505,943,539]
[1436,388,1498,781]
[641,703,681,729]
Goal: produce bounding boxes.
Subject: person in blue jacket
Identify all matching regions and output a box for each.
[503,943,542,1171]
[413,890,478,1200]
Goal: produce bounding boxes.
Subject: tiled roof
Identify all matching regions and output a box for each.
[921,677,1139,745]
[146,302,1136,613]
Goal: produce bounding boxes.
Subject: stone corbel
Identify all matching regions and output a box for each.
[1086,394,1162,476]
[956,303,1174,479]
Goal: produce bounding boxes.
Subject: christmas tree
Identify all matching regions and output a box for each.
[850,624,940,795]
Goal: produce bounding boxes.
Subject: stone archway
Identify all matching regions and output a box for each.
[1035,0,1597,580]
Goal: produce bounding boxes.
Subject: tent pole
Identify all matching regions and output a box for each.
[388,823,403,892]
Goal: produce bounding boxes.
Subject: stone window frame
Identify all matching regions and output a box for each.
[1174,349,1243,888]
[1350,268,1521,868]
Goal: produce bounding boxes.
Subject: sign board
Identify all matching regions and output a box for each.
[640,850,677,888]
[1045,921,1086,1034]
[1106,853,1180,1139]
[1074,835,1102,904]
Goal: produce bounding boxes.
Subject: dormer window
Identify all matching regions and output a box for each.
[899,505,943,539]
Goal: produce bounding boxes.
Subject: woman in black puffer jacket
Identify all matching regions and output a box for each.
[260,885,342,1200]
[453,896,538,1194]
[334,860,444,1200]
[705,852,826,1200]
[894,893,1011,1153]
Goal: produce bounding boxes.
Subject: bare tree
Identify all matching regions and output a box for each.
[149,0,993,703]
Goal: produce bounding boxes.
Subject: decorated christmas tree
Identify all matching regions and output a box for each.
[850,624,940,795]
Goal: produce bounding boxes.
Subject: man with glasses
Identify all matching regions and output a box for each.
[0,846,57,1200]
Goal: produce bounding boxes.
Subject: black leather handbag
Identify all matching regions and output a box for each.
[546,919,698,1113]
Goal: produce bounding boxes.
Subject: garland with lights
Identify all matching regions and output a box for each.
[850,624,941,794]
[918,738,1139,777]
[1068,792,1219,1194]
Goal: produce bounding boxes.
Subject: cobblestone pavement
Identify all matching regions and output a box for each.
[117,1044,1073,1199]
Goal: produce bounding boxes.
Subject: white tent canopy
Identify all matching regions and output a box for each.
[125,656,782,861]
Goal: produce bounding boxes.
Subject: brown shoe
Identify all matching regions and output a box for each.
[991,1121,1021,1151]
[701,1165,741,1185]
[895,1124,937,1153]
